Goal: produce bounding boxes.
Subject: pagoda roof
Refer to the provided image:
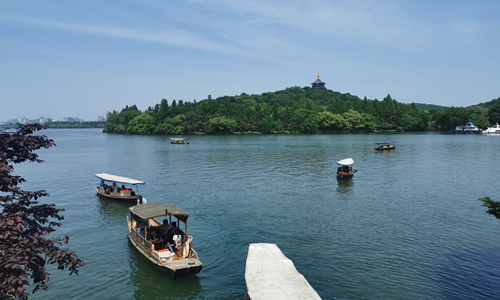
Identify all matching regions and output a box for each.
[312,73,325,84]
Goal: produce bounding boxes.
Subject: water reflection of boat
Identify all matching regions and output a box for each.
[244,243,321,300]
[375,141,395,150]
[95,173,146,203]
[127,203,202,278]
[337,177,353,193]
[336,158,357,178]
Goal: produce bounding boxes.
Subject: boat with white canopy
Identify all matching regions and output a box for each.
[95,173,146,203]
[244,243,321,300]
[336,158,357,178]
[127,203,202,278]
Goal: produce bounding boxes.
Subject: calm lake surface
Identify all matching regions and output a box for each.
[19,129,499,300]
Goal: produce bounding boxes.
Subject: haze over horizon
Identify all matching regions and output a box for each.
[1,0,499,121]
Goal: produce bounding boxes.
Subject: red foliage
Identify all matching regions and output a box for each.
[0,124,84,300]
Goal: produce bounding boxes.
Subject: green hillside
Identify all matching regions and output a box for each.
[103,87,500,134]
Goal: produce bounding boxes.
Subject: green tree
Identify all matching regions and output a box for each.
[0,124,84,299]
[487,104,500,125]
[127,114,155,134]
[436,107,470,130]
[478,197,500,219]
[318,111,347,132]
[204,116,237,134]
[343,109,365,130]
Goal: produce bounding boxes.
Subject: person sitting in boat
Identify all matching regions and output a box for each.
[137,195,145,205]
[112,182,119,193]
[138,227,145,237]
[147,228,160,241]
[99,180,105,190]
[173,228,183,247]
[159,219,172,239]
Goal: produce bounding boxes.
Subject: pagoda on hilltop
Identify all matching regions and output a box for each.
[311,73,326,89]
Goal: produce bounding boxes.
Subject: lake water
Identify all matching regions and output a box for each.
[18,129,499,300]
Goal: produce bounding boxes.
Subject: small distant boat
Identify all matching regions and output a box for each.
[244,243,322,300]
[482,123,500,135]
[375,141,396,150]
[171,138,189,144]
[127,203,202,278]
[337,158,357,178]
[95,173,146,203]
[453,122,481,133]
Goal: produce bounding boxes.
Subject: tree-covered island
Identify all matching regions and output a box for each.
[104,86,500,135]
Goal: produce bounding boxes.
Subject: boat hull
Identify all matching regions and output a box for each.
[95,187,139,201]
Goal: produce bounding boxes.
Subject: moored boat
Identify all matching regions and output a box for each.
[453,122,481,133]
[375,141,396,150]
[337,158,357,178]
[171,138,189,144]
[95,173,146,203]
[482,123,500,135]
[127,202,202,278]
[244,243,322,300]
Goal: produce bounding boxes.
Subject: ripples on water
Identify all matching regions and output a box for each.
[21,130,499,300]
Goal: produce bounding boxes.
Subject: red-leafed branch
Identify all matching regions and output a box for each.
[0,124,84,300]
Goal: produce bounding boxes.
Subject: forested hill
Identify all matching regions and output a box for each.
[103,87,500,135]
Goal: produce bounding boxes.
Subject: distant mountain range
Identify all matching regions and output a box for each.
[413,103,448,110]
[413,96,499,110]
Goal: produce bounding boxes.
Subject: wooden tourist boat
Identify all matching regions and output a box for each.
[244,243,321,300]
[170,138,189,144]
[337,158,357,178]
[375,141,396,150]
[127,202,202,278]
[95,173,146,203]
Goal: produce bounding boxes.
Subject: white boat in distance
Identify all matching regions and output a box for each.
[482,123,500,135]
[453,122,481,133]
[337,158,357,178]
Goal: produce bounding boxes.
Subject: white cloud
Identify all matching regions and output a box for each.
[2,15,250,57]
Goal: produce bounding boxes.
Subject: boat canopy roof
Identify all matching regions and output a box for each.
[337,158,354,166]
[245,243,322,300]
[95,173,145,185]
[375,141,395,144]
[129,203,189,220]
[171,137,187,140]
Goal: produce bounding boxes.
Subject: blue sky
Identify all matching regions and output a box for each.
[1,0,499,121]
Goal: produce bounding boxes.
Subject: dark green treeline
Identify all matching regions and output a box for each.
[103,86,500,135]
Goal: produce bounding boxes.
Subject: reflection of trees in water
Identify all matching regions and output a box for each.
[337,177,354,193]
[127,241,203,300]
[96,196,134,226]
